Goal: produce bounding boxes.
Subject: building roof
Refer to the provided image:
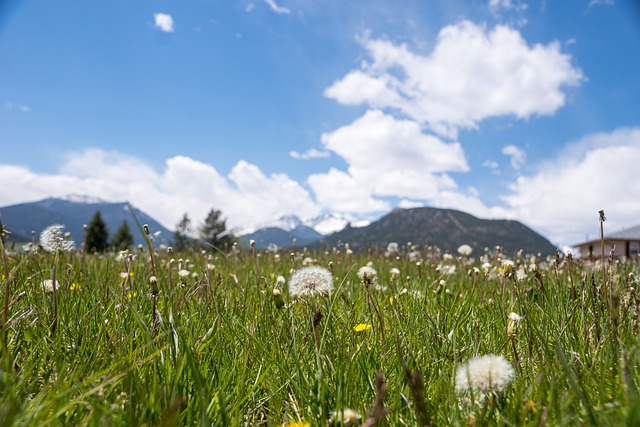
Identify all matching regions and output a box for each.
[607,224,640,240]
[574,224,640,246]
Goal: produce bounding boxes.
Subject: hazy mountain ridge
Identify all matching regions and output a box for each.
[1,198,557,255]
[311,207,558,256]
[0,197,172,247]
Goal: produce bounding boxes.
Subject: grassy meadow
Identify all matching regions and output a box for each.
[1,229,640,426]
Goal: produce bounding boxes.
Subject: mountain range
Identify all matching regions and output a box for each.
[0,196,558,255]
[0,195,172,247]
[236,213,364,248]
[311,207,558,256]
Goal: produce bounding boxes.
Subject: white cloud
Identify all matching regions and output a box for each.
[500,127,640,246]
[398,199,425,209]
[589,0,614,7]
[245,3,255,12]
[324,21,583,138]
[154,13,174,33]
[0,149,320,231]
[289,148,331,160]
[264,0,290,14]
[501,144,526,170]
[307,168,391,214]
[5,101,30,112]
[307,109,468,212]
[482,159,499,171]
[488,0,528,21]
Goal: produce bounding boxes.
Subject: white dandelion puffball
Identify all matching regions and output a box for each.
[41,279,55,293]
[40,224,75,253]
[458,244,473,256]
[357,266,377,282]
[288,266,333,298]
[455,355,515,393]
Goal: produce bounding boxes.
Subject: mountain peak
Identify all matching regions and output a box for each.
[58,194,109,204]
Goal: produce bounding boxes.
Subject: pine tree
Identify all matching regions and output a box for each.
[111,220,134,251]
[173,213,193,251]
[199,208,233,250]
[86,211,109,252]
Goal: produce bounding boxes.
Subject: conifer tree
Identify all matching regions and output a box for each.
[174,213,193,251]
[199,208,233,250]
[86,211,109,252]
[111,220,134,251]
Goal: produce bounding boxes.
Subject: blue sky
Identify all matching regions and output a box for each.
[1,0,639,248]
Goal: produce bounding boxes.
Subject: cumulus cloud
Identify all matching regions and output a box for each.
[264,0,290,14]
[0,149,320,230]
[289,148,331,159]
[324,21,584,138]
[154,13,174,32]
[398,199,425,209]
[502,144,526,170]
[500,127,640,245]
[5,101,30,112]
[306,109,469,213]
[589,0,614,7]
[482,159,500,173]
[307,168,391,214]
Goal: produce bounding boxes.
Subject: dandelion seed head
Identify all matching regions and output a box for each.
[508,312,522,321]
[455,355,514,393]
[178,269,190,278]
[41,279,55,293]
[288,266,333,299]
[40,224,75,253]
[329,408,361,426]
[458,244,473,256]
[357,266,377,282]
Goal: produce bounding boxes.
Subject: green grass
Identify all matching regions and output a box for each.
[1,243,639,426]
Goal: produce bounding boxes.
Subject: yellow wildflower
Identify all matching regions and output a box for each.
[282,422,310,427]
[70,283,81,292]
[127,290,137,299]
[353,323,372,332]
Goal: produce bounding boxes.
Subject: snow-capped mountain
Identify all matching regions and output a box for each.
[59,193,108,204]
[0,196,172,246]
[236,212,365,249]
[303,213,351,235]
[238,213,357,237]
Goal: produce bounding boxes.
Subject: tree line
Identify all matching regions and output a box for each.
[84,208,233,253]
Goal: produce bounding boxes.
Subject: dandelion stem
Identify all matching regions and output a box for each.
[51,250,59,337]
[0,226,11,352]
[599,209,610,312]
[364,283,385,345]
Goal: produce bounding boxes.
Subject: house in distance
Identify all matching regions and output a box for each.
[574,224,640,260]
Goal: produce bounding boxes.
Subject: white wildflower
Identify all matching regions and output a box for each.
[40,224,75,253]
[455,355,514,394]
[288,266,333,299]
[41,279,55,293]
[329,408,361,426]
[458,244,473,256]
[357,266,377,283]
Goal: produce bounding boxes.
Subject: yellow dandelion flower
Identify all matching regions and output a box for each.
[353,323,372,332]
[282,422,310,427]
[127,290,138,299]
[70,283,81,292]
